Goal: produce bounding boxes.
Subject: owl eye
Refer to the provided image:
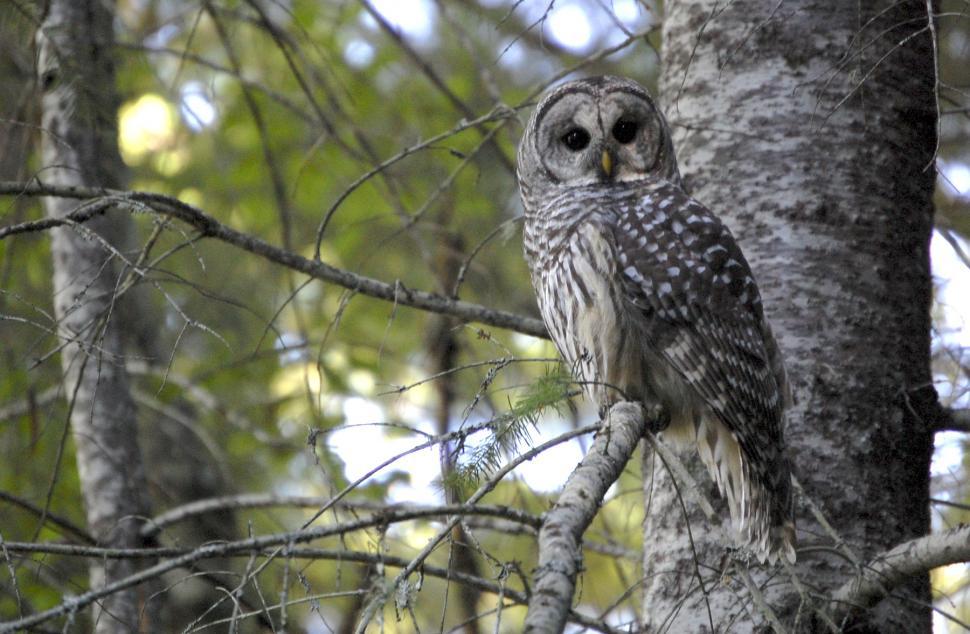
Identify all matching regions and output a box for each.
[561,128,590,151]
[612,119,638,144]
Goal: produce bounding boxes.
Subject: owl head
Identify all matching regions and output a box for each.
[517,76,682,196]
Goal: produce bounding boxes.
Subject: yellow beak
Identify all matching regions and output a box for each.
[601,150,613,177]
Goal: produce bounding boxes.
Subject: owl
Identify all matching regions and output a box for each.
[517,75,795,564]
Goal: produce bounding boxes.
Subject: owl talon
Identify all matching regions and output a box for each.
[643,403,669,434]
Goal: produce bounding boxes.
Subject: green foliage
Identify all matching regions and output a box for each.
[447,365,573,490]
[1,0,968,630]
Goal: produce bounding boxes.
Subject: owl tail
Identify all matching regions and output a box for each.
[681,416,796,565]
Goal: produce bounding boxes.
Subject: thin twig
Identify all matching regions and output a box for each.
[0,181,547,338]
[354,423,601,632]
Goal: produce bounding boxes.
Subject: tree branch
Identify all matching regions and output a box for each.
[5,503,541,561]
[936,408,970,433]
[139,495,540,539]
[0,490,94,544]
[830,525,970,624]
[353,423,600,632]
[524,401,648,633]
[359,0,517,174]
[1,541,615,633]
[1,439,621,633]
[0,181,547,338]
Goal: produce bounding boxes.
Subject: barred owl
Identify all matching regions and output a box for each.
[517,75,795,564]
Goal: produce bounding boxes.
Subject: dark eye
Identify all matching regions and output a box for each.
[612,119,638,144]
[561,128,590,151]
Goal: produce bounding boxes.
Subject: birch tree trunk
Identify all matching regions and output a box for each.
[37,1,155,631]
[644,1,937,631]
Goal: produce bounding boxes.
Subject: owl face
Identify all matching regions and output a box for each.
[518,76,681,195]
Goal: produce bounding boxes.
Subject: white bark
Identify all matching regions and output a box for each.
[36,1,154,631]
[524,402,647,632]
[648,1,937,631]
[832,525,970,623]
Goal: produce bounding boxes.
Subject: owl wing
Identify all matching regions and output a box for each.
[612,187,783,433]
[611,185,794,561]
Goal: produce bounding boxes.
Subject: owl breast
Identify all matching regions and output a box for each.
[528,213,704,436]
[532,221,627,403]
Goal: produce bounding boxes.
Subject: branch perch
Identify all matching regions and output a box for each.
[524,401,649,632]
[0,181,547,338]
[938,408,970,433]
[830,525,970,624]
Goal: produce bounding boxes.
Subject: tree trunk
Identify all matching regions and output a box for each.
[428,231,483,634]
[644,1,937,631]
[36,1,155,631]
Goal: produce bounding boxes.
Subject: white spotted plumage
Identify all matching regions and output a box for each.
[518,76,796,564]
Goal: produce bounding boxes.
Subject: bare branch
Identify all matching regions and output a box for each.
[1,463,616,632]
[830,525,970,623]
[523,401,648,632]
[114,42,315,123]
[0,490,94,544]
[4,541,612,632]
[936,408,970,433]
[139,495,540,539]
[359,0,516,174]
[354,423,601,632]
[930,497,970,512]
[0,181,547,338]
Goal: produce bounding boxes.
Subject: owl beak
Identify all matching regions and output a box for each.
[600,150,613,178]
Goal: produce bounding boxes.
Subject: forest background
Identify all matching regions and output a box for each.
[1,0,969,632]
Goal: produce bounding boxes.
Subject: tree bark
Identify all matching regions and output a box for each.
[428,230,485,633]
[525,403,647,632]
[645,1,937,631]
[36,1,155,631]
